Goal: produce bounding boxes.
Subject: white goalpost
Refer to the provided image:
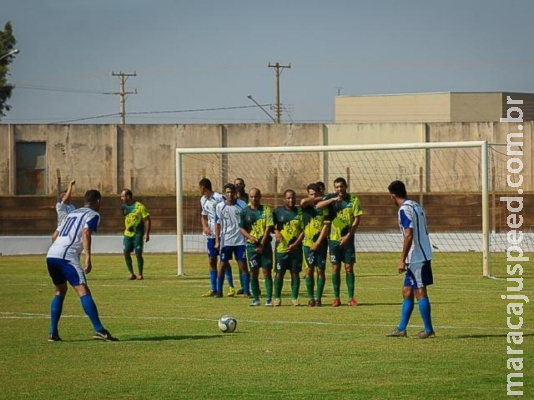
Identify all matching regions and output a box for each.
[175,141,497,277]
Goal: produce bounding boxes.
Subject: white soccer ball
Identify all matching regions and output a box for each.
[218,315,237,333]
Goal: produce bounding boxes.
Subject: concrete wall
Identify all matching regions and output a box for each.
[0,122,530,195]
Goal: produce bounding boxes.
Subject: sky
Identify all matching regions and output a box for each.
[2,0,534,124]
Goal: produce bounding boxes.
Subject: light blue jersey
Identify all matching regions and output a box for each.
[216,199,247,247]
[200,191,225,239]
[398,199,432,264]
[47,207,100,268]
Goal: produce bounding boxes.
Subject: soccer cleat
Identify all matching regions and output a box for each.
[347,298,359,306]
[315,299,322,307]
[48,333,62,342]
[412,330,435,339]
[136,274,144,280]
[93,329,119,342]
[243,292,253,299]
[249,300,260,307]
[214,292,223,298]
[128,274,137,280]
[291,299,300,307]
[236,288,244,295]
[273,298,281,307]
[385,329,407,338]
[265,299,273,306]
[332,298,341,307]
[308,299,316,307]
[227,287,237,297]
[201,290,215,297]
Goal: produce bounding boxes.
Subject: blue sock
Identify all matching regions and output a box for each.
[80,294,104,332]
[209,270,217,291]
[241,272,250,294]
[418,296,434,333]
[50,295,64,335]
[225,266,234,287]
[397,297,414,331]
[216,275,224,294]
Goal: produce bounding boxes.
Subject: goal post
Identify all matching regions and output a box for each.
[176,141,494,277]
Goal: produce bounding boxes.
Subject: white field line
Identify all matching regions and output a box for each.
[1,311,532,332]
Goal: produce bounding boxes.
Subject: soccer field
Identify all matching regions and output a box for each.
[0,253,532,399]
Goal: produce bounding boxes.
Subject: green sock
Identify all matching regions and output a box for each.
[305,275,314,299]
[332,271,340,299]
[264,275,273,299]
[137,255,144,275]
[291,275,300,300]
[250,278,260,300]
[274,275,283,298]
[125,256,134,274]
[316,276,326,300]
[346,271,355,299]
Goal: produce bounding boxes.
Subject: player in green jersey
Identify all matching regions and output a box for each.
[272,189,305,306]
[120,189,151,280]
[301,183,330,307]
[317,177,362,307]
[239,188,274,306]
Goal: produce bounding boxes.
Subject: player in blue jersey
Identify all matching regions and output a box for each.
[46,189,118,342]
[386,180,435,339]
[215,183,251,298]
[199,178,238,297]
[121,189,151,280]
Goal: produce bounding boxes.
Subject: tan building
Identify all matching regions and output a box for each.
[335,92,534,123]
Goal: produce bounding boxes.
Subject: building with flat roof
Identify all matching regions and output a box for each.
[334,92,534,123]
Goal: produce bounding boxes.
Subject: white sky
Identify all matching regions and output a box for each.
[2,0,534,124]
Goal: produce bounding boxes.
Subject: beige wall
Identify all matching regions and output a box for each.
[0,122,531,195]
[335,93,451,123]
[450,93,502,122]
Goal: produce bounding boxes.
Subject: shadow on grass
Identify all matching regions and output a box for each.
[452,333,534,339]
[128,334,223,341]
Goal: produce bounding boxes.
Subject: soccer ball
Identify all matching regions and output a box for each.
[218,315,237,333]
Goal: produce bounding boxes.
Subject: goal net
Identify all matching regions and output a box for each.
[175,141,521,277]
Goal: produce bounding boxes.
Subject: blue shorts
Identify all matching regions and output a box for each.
[206,238,219,258]
[220,245,246,263]
[46,257,86,286]
[404,260,433,289]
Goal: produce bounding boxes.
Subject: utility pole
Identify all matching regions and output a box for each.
[109,71,137,124]
[268,62,291,123]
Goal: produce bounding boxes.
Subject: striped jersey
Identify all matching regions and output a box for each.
[216,199,247,247]
[398,199,432,263]
[200,191,225,239]
[47,207,100,264]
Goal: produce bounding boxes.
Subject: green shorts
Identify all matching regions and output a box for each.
[329,240,355,265]
[123,233,144,254]
[303,242,328,270]
[275,247,303,274]
[246,243,273,271]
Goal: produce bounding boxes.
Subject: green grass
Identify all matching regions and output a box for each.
[0,253,532,400]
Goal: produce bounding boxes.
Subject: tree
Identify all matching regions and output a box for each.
[0,21,17,119]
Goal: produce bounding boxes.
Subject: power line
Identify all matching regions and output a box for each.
[13,84,108,95]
